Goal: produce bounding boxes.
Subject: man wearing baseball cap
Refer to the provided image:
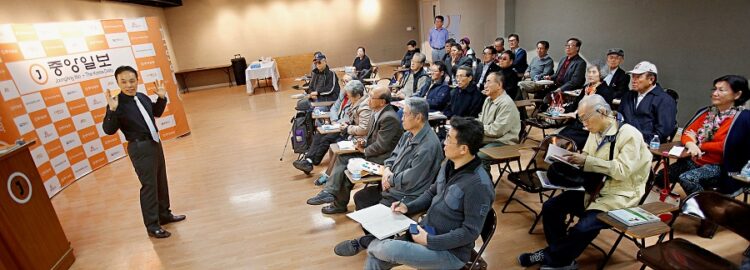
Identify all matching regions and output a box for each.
[309,53,340,102]
[618,61,677,143]
[603,48,630,99]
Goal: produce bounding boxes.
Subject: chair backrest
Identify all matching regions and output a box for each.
[467,208,497,270]
[681,191,750,241]
[529,134,578,171]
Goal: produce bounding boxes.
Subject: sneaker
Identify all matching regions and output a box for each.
[306,191,335,205]
[518,249,545,267]
[541,261,578,270]
[293,160,313,174]
[321,204,347,214]
[314,174,328,186]
[334,239,361,256]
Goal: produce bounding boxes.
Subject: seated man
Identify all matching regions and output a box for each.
[519,40,554,96]
[498,50,521,100]
[518,94,652,269]
[474,46,501,92]
[618,61,677,142]
[309,53,340,102]
[415,61,451,114]
[359,116,495,270]
[603,48,629,100]
[508,34,528,76]
[446,66,484,118]
[493,37,505,60]
[540,38,586,110]
[477,72,521,174]
[400,40,420,68]
[293,80,371,174]
[393,53,430,100]
[350,97,444,212]
[306,86,403,214]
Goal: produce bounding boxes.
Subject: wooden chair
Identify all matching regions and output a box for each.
[503,134,578,234]
[521,99,569,143]
[637,191,750,270]
[463,208,497,270]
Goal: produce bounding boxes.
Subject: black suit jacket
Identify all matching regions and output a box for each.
[474,61,501,91]
[608,67,630,99]
[552,54,586,91]
[364,105,404,164]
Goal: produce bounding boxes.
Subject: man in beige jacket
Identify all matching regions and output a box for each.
[477,72,521,175]
[518,94,652,269]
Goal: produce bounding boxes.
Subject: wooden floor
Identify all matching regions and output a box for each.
[52,79,748,269]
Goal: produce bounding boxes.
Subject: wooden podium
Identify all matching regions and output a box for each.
[0,141,74,270]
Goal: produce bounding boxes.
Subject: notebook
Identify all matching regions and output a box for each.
[536,171,584,191]
[607,207,660,226]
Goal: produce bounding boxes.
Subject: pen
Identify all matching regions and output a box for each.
[396,196,406,208]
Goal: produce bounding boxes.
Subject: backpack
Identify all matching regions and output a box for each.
[291,99,314,154]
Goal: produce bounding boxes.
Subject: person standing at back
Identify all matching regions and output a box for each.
[429,15,450,64]
[103,66,186,238]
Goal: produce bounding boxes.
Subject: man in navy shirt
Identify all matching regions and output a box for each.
[618,61,677,142]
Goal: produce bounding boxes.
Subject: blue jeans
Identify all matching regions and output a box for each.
[431,48,445,64]
[365,238,465,270]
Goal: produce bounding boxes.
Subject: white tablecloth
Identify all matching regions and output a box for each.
[245,60,280,94]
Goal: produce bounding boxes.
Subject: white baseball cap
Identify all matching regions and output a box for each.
[627,61,658,75]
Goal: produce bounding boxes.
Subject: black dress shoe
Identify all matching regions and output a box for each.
[148,228,171,238]
[160,214,186,225]
[321,204,347,214]
[307,191,335,205]
[293,160,313,174]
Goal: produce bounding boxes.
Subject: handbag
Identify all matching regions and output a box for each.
[546,123,620,194]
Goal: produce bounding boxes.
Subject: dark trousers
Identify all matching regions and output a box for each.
[542,191,608,266]
[128,140,172,231]
[306,133,343,165]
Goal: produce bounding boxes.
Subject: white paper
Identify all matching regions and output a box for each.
[321,123,341,131]
[346,204,417,239]
[537,171,584,191]
[337,140,355,150]
[668,146,685,157]
[544,144,580,168]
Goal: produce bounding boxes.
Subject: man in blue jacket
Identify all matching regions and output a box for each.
[618,61,677,142]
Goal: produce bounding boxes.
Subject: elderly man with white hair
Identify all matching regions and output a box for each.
[293,80,371,175]
[518,94,652,269]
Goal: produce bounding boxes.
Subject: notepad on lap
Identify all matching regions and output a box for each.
[544,144,580,168]
[347,204,417,239]
[608,207,660,226]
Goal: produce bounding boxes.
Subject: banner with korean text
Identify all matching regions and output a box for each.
[0,17,190,197]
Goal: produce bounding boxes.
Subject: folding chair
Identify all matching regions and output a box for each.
[637,191,750,270]
[503,134,578,234]
[463,208,497,270]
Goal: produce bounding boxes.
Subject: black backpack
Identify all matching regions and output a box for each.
[291,99,314,154]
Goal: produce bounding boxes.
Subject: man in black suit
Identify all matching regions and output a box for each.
[541,38,587,110]
[306,86,403,214]
[474,46,501,92]
[603,48,629,99]
[103,66,185,238]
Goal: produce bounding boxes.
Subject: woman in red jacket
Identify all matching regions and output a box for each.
[657,75,748,195]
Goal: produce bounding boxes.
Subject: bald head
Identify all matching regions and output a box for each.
[368,86,390,111]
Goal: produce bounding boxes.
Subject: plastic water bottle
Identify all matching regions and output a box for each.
[649,135,660,150]
[741,161,750,177]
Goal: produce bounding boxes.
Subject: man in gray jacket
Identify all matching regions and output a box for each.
[306,86,403,214]
[352,97,444,211]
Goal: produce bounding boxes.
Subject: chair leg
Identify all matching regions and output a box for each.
[528,209,543,234]
[598,233,625,270]
[501,185,520,213]
[639,264,647,270]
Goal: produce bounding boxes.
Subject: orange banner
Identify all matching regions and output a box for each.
[0,17,190,197]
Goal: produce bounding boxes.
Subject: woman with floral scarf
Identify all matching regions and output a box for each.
[656,75,749,195]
